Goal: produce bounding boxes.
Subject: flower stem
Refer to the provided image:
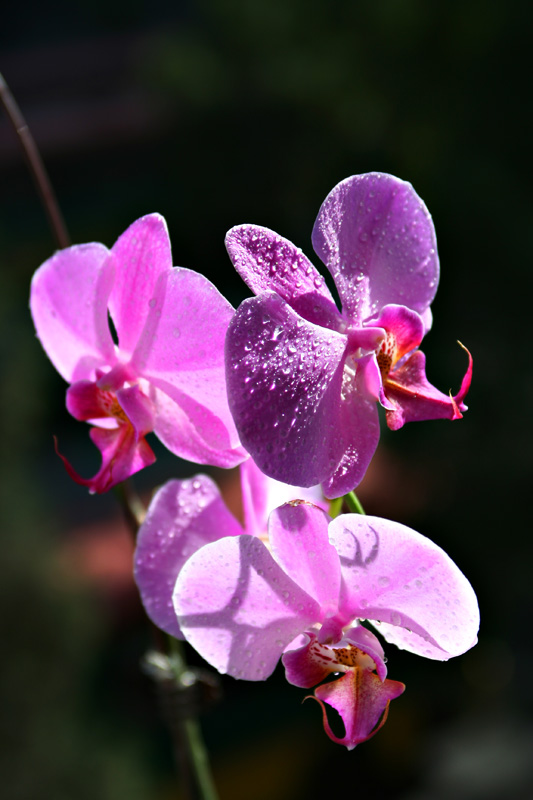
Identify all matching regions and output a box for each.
[143,642,220,800]
[113,479,146,537]
[117,481,220,800]
[345,491,366,515]
[0,71,70,249]
[328,496,344,518]
[168,639,220,800]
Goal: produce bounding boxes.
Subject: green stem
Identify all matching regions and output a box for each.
[345,491,366,515]
[146,640,220,800]
[328,496,343,518]
[113,479,145,537]
[118,485,220,800]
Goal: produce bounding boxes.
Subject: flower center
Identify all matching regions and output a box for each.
[98,389,130,424]
[376,331,397,378]
[333,644,376,672]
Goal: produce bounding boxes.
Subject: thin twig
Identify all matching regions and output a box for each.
[0,72,70,249]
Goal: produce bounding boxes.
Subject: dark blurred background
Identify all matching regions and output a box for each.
[1,1,531,798]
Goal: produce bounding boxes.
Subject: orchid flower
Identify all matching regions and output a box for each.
[173,501,479,749]
[30,213,246,492]
[134,459,326,638]
[225,172,472,498]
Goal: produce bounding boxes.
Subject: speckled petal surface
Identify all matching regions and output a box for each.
[226,224,340,329]
[30,243,115,383]
[328,514,480,659]
[226,291,349,488]
[174,535,320,680]
[134,476,243,638]
[312,173,439,323]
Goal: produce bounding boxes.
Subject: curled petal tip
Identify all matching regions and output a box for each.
[53,427,156,494]
[455,341,473,406]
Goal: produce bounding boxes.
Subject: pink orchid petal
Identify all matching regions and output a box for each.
[268,502,341,613]
[174,535,320,681]
[115,385,155,437]
[226,225,341,329]
[283,627,388,688]
[240,460,327,539]
[134,476,243,638]
[131,267,244,458]
[310,668,405,750]
[55,423,155,494]
[344,626,388,682]
[226,291,355,490]
[107,214,172,356]
[283,633,339,689]
[30,243,116,382]
[151,386,248,468]
[66,380,113,422]
[240,459,273,538]
[385,344,473,430]
[328,514,480,659]
[312,172,439,323]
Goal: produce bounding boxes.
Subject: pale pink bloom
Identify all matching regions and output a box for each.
[134,459,326,638]
[173,501,479,748]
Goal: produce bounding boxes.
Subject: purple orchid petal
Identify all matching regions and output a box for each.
[226,291,350,489]
[311,667,405,750]
[226,225,341,329]
[268,502,341,613]
[134,476,244,638]
[320,357,381,498]
[55,422,155,494]
[107,214,173,357]
[385,344,473,430]
[240,460,327,538]
[328,514,480,659]
[312,172,439,323]
[174,535,320,681]
[30,243,116,383]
